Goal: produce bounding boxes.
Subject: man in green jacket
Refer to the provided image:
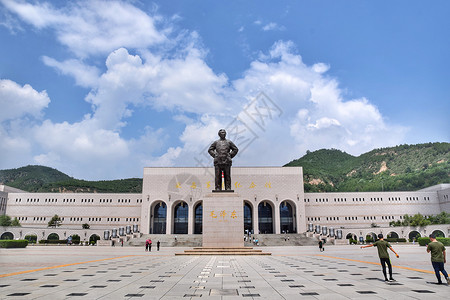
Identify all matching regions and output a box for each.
[427,233,449,285]
[361,233,399,282]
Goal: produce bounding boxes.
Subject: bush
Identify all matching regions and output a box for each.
[71,234,80,245]
[418,237,431,246]
[437,237,450,246]
[349,239,358,245]
[386,238,407,243]
[0,240,28,248]
[24,235,37,243]
[418,237,450,246]
[38,239,68,244]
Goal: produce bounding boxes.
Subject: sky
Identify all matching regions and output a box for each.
[0,0,449,180]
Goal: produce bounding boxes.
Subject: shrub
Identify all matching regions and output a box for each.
[418,237,430,246]
[38,239,68,244]
[24,235,37,243]
[349,239,358,245]
[418,237,450,246]
[386,238,407,243]
[0,240,28,248]
[47,239,68,244]
[437,237,450,246]
[71,234,80,245]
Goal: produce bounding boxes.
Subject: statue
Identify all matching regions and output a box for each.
[208,129,239,191]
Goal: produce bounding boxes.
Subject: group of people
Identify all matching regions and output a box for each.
[145,239,160,251]
[361,233,448,285]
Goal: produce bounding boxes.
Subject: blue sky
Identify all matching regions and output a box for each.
[0,0,449,180]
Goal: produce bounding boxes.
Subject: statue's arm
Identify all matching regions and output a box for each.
[208,142,216,158]
[230,141,239,158]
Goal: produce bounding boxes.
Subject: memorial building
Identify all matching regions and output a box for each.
[1,165,449,243]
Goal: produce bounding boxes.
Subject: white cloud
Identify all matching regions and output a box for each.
[1,0,167,58]
[0,1,408,179]
[42,57,100,88]
[84,47,230,130]
[0,79,50,122]
[262,22,285,31]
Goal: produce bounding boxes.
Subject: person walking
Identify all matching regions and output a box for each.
[145,239,150,251]
[427,233,449,285]
[157,240,160,251]
[361,233,399,282]
[148,239,152,252]
[318,240,324,252]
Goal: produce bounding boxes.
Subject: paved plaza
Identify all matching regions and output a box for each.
[0,244,449,299]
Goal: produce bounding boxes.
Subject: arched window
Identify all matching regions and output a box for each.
[0,232,14,240]
[432,230,445,238]
[244,202,253,233]
[152,202,167,234]
[173,202,188,234]
[408,231,421,241]
[48,233,59,240]
[194,202,202,234]
[387,231,399,239]
[258,201,273,234]
[280,201,296,233]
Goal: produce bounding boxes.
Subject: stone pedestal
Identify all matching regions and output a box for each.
[202,192,243,247]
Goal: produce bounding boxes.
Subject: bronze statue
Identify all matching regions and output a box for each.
[208,129,238,191]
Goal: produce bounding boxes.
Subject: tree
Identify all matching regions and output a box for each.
[0,215,12,226]
[48,214,62,227]
[71,234,80,244]
[11,217,21,227]
[433,212,450,224]
[82,223,90,229]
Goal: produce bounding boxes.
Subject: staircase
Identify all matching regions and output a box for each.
[126,234,202,248]
[244,233,325,246]
[176,247,271,256]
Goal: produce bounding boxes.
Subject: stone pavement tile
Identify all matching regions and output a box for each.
[3,245,450,299]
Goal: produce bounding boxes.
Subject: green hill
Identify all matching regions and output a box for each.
[0,165,72,191]
[0,165,142,193]
[285,142,450,192]
[1,142,448,193]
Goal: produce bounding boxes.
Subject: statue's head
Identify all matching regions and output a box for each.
[218,129,226,139]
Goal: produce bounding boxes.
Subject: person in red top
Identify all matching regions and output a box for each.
[148,239,152,252]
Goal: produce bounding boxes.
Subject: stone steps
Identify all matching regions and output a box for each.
[175,247,271,256]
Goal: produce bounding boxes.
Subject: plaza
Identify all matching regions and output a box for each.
[0,244,449,299]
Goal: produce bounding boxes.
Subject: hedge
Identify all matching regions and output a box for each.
[386,238,407,243]
[0,240,28,248]
[418,237,450,246]
[38,239,68,244]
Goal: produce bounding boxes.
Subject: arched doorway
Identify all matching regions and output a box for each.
[194,202,202,234]
[152,202,167,234]
[0,232,14,240]
[432,230,445,238]
[244,202,253,233]
[258,201,273,234]
[366,232,377,243]
[280,201,296,233]
[173,201,188,234]
[89,234,100,245]
[408,231,421,242]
